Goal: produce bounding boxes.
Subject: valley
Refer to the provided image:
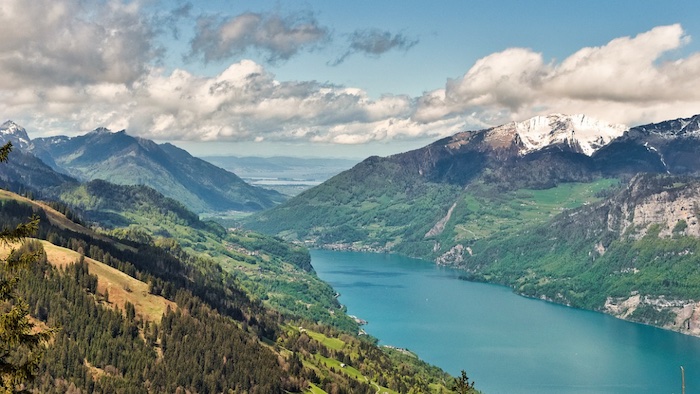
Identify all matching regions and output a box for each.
[1,112,700,393]
[0,133,461,392]
[202,156,359,196]
[247,113,700,339]
[4,3,700,393]
[311,249,700,394]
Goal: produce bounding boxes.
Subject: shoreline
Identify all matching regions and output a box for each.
[311,244,700,339]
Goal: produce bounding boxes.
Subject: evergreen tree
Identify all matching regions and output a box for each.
[0,142,51,393]
[452,370,476,394]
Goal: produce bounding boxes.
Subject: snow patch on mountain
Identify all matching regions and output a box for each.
[499,114,627,156]
[0,120,31,149]
[643,142,670,174]
[632,114,700,138]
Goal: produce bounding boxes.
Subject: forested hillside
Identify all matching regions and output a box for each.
[0,122,287,213]
[458,174,700,335]
[0,183,464,393]
[247,155,463,257]
[56,180,356,331]
[245,114,700,335]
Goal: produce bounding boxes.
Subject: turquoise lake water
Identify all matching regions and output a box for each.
[310,249,700,394]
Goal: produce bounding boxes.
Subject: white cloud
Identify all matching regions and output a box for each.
[545,25,691,102]
[5,58,431,143]
[416,24,700,127]
[0,0,157,89]
[2,8,700,150]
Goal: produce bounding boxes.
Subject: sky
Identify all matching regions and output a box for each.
[2,1,700,158]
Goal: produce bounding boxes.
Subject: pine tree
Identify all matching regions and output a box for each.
[452,370,475,394]
[0,142,51,393]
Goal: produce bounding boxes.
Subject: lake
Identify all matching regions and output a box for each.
[310,249,700,394]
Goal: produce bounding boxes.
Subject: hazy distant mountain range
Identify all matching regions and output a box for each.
[202,155,360,181]
[202,155,360,196]
[0,121,286,213]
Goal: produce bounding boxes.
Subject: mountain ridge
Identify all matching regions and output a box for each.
[245,112,700,335]
[445,113,627,157]
[0,172,459,393]
[0,120,31,149]
[462,174,700,336]
[0,123,288,213]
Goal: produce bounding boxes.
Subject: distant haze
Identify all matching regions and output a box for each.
[202,155,360,196]
[174,138,436,160]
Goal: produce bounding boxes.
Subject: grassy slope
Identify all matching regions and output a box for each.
[247,157,462,255]
[41,241,176,321]
[434,179,618,247]
[0,240,174,322]
[0,189,133,251]
[59,182,359,330]
[1,187,463,393]
[282,325,455,394]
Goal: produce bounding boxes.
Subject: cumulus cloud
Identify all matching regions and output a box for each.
[2,12,700,150]
[416,24,700,127]
[330,29,419,66]
[188,11,329,63]
[111,61,443,143]
[0,0,158,89]
[1,57,458,144]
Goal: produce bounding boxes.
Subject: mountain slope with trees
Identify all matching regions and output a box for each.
[459,174,700,336]
[0,135,466,393]
[28,127,285,213]
[0,121,286,213]
[246,113,700,335]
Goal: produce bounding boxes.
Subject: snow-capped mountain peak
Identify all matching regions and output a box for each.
[0,120,31,149]
[489,114,627,156]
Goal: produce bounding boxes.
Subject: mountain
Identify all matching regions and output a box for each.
[245,113,700,334]
[0,149,77,196]
[27,127,286,213]
[0,120,31,149]
[451,113,626,157]
[461,174,700,336]
[594,114,700,175]
[0,121,78,197]
[0,163,459,392]
[245,113,640,251]
[248,113,700,250]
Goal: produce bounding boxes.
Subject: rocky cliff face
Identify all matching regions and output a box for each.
[604,294,700,336]
[608,175,700,239]
[573,175,700,336]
